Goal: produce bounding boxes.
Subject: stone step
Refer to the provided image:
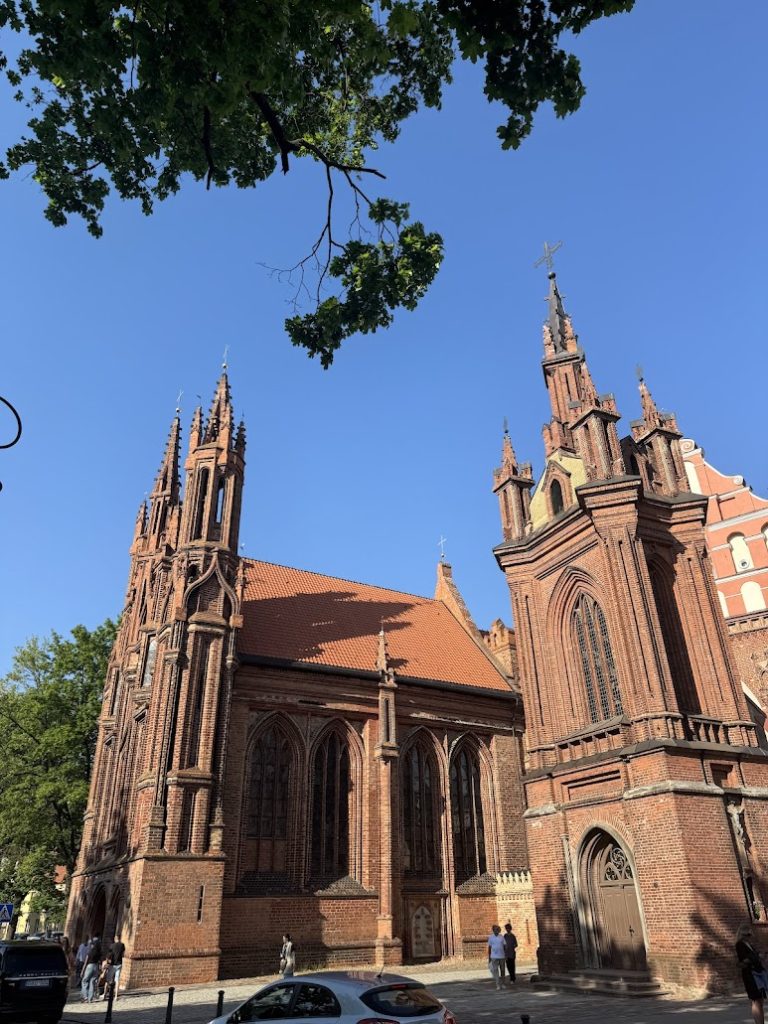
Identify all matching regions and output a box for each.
[532,971,665,998]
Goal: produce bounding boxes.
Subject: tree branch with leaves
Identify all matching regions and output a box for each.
[0,1,634,365]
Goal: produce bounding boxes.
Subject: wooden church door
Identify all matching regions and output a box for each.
[596,841,646,971]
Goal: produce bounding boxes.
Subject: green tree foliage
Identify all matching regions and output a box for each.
[0,621,116,920]
[0,1,634,365]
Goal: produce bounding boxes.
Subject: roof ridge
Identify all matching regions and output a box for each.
[242,556,433,604]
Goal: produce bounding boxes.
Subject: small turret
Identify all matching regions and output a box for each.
[493,425,534,542]
[627,373,688,496]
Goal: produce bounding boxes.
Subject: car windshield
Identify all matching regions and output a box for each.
[3,947,68,975]
[361,984,443,1018]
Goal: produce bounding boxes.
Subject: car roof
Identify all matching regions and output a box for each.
[0,940,65,949]
[290,971,424,990]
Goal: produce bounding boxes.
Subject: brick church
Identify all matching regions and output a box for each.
[68,270,768,993]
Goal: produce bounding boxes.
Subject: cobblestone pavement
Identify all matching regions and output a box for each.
[62,966,754,1024]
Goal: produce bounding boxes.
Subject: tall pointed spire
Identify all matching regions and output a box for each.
[546,272,570,355]
[638,375,662,432]
[151,413,181,500]
[205,370,233,444]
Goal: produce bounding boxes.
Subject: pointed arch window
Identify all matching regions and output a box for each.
[141,637,157,688]
[311,731,350,882]
[246,724,294,874]
[572,594,622,723]
[550,479,564,516]
[193,467,210,540]
[649,562,700,714]
[449,745,487,884]
[403,742,441,878]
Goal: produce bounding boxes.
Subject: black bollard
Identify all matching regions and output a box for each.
[104,985,115,1024]
[216,990,225,1016]
[521,1015,530,1024]
[165,986,176,1024]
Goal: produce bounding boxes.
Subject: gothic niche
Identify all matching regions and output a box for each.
[726,799,764,920]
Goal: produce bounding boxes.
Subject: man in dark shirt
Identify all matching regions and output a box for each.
[111,937,125,998]
[503,923,518,984]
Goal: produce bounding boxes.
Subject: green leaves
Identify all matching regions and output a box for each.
[286,199,443,367]
[0,620,116,907]
[0,1,635,360]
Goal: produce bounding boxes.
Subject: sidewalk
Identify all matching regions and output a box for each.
[63,964,754,1024]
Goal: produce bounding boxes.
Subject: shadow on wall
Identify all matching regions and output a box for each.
[241,589,414,668]
[532,870,756,994]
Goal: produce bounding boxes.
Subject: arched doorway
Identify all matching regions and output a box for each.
[581,831,647,972]
[89,887,107,941]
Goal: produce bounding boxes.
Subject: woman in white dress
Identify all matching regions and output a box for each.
[280,933,296,977]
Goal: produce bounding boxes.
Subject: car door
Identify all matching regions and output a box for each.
[231,982,299,1022]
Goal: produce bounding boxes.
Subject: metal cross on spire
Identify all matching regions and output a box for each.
[222,344,229,370]
[175,389,183,413]
[438,535,448,561]
[534,240,563,273]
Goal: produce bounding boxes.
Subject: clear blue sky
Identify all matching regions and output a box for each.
[1,0,766,675]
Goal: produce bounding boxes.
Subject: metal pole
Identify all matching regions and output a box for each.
[104,984,115,1023]
[521,1015,531,1024]
[217,990,225,1016]
[165,985,175,1024]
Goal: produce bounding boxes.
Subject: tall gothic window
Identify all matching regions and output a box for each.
[572,594,623,723]
[246,724,293,873]
[311,731,350,882]
[403,742,441,878]
[185,642,209,768]
[450,746,487,883]
[141,637,157,687]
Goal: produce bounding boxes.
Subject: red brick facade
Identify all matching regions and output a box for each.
[493,271,768,991]
[67,374,535,988]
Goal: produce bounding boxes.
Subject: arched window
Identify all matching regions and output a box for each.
[185,642,209,768]
[550,479,564,516]
[403,742,441,878]
[214,478,226,525]
[729,533,754,573]
[141,637,157,687]
[193,467,210,540]
[572,594,623,723]
[741,581,766,614]
[449,745,487,883]
[311,731,350,882]
[246,724,293,874]
[763,525,768,553]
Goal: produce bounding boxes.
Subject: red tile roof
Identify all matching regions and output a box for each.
[238,559,512,693]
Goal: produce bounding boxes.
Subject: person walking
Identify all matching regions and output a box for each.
[74,938,88,986]
[487,924,506,991]
[280,934,296,977]
[110,936,125,998]
[80,935,102,1004]
[737,923,768,1024]
[503,922,518,985]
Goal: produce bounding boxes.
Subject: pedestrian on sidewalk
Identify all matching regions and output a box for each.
[280,933,296,977]
[110,935,125,998]
[503,922,518,985]
[737,923,768,1024]
[487,924,506,991]
[80,935,102,1004]
[74,938,88,985]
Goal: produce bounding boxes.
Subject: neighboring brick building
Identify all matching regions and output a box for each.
[493,270,768,991]
[680,440,768,724]
[66,374,536,988]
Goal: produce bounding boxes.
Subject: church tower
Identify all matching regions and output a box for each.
[494,265,768,990]
[68,369,247,988]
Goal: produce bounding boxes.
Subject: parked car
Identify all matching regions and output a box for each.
[208,971,456,1024]
[0,940,69,1024]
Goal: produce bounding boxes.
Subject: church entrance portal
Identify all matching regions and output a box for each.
[582,831,647,972]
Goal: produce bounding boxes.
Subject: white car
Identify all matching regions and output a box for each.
[207,970,457,1024]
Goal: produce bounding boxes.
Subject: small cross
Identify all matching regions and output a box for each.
[222,344,229,370]
[503,416,509,435]
[635,364,644,383]
[175,389,183,413]
[534,240,563,273]
[438,535,448,561]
